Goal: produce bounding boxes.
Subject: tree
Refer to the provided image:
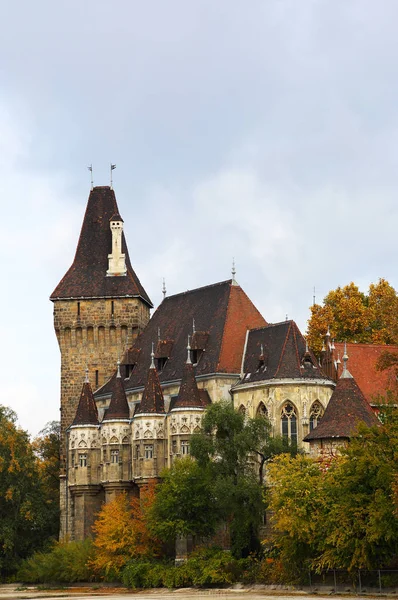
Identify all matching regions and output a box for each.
[307,279,398,353]
[0,406,52,576]
[32,421,60,541]
[91,483,160,579]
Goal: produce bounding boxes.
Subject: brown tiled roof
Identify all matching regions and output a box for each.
[96,280,266,397]
[191,332,209,350]
[71,380,98,426]
[304,372,379,441]
[199,389,211,407]
[121,347,141,366]
[110,212,123,222]
[241,320,328,384]
[103,371,130,420]
[155,340,174,358]
[135,366,165,415]
[172,361,202,409]
[50,186,152,306]
[334,342,398,402]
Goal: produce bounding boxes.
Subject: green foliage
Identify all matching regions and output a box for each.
[17,539,94,583]
[0,407,59,578]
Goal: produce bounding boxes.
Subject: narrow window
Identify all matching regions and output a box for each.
[135,444,140,459]
[172,439,177,454]
[181,440,190,455]
[95,370,99,387]
[144,444,153,459]
[77,301,80,317]
[111,449,119,464]
[79,453,87,467]
[111,300,114,317]
[71,453,75,467]
[156,357,168,372]
[281,402,298,445]
[310,401,324,431]
[103,448,107,462]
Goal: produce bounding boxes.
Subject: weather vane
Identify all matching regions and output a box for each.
[87,164,93,190]
[110,163,116,189]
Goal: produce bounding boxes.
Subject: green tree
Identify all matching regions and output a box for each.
[0,406,52,577]
[33,421,60,541]
[307,279,398,353]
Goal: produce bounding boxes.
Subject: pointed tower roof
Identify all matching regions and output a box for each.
[103,362,131,421]
[71,370,98,426]
[172,338,203,410]
[50,186,152,306]
[135,346,165,415]
[304,354,379,442]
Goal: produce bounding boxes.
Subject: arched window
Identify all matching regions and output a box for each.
[256,402,268,418]
[309,401,324,431]
[281,402,298,444]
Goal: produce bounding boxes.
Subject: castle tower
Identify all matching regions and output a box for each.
[101,361,133,503]
[132,346,167,484]
[50,186,152,537]
[169,338,207,462]
[68,370,102,540]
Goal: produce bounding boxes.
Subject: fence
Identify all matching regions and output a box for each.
[308,569,398,594]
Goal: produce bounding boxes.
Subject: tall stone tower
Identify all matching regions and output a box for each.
[50,186,152,537]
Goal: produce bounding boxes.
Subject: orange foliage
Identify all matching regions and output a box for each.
[90,481,161,578]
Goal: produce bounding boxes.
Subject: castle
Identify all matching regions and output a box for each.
[50,186,383,541]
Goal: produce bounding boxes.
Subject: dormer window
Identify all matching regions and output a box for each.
[191,349,203,365]
[156,357,168,372]
[125,364,135,378]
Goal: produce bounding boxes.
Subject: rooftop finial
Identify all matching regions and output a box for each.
[305,338,309,354]
[341,341,353,378]
[331,338,335,351]
[88,164,93,190]
[231,257,238,285]
[192,318,196,334]
[313,285,316,306]
[286,314,288,321]
[186,335,192,364]
[162,278,166,299]
[150,342,155,369]
[336,352,341,365]
[158,327,161,341]
[110,163,116,189]
[85,365,89,383]
[326,325,331,338]
[260,343,264,356]
[116,359,121,378]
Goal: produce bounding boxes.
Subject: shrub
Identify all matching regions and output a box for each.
[17,539,94,584]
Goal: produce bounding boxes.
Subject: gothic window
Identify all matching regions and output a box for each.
[238,405,246,415]
[111,449,119,464]
[79,453,87,467]
[181,440,190,455]
[281,402,298,444]
[71,453,75,467]
[77,301,80,317]
[172,439,177,454]
[102,448,107,462]
[309,401,324,431]
[135,444,140,459]
[156,357,168,372]
[144,444,153,459]
[256,402,268,418]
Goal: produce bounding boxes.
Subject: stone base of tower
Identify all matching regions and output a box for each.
[69,485,104,541]
[59,474,68,541]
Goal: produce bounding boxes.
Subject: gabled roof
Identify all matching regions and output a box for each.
[240,320,328,384]
[96,280,266,397]
[71,379,98,426]
[135,363,165,415]
[172,361,202,409]
[334,342,398,402]
[304,370,379,442]
[103,369,130,421]
[50,186,152,306]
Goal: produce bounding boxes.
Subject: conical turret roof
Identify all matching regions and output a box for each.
[304,368,379,441]
[136,355,165,415]
[50,186,152,305]
[72,375,98,426]
[173,361,202,409]
[103,365,131,421]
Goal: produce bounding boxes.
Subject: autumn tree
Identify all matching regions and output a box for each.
[91,483,160,579]
[0,406,54,577]
[307,279,398,352]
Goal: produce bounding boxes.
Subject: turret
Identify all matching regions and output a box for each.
[132,344,167,483]
[67,369,102,540]
[107,213,127,276]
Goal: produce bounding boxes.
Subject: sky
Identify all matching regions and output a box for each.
[1,0,398,436]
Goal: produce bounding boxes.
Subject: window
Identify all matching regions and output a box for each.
[95,370,99,387]
[181,440,190,455]
[256,402,268,418]
[125,364,134,378]
[111,449,119,464]
[79,453,87,467]
[172,439,177,454]
[102,448,107,462]
[111,300,114,317]
[281,402,298,444]
[309,401,324,431]
[71,453,75,467]
[156,357,168,372]
[144,444,153,459]
[135,444,140,459]
[191,349,203,365]
[77,301,80,317]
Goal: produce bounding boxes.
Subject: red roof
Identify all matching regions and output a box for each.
[135,365,165,415]
[71,380,98,426]
[334,342,398,403]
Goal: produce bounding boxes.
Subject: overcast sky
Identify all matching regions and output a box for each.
[2,0,398,435]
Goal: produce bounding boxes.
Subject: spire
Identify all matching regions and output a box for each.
[107,212,127,277]
[305,338,309,354]
[231,258,238,286]
[186,335,192,365]
[173,351,202,409]
[103,362,130,421]
[326,326,331,338]
[136,350,165,415]
[150,342,155,369]
[71,371,98,426]
[162,278,167,299]
[192,318,196,334]
[341,341,353,378]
